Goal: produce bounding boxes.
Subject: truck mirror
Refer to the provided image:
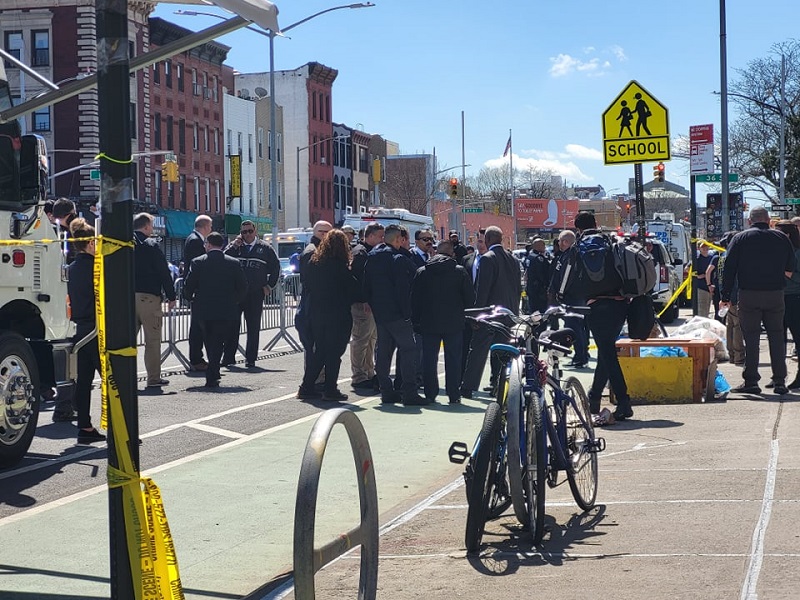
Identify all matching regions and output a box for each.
[0,135,21,208]
[19,134,47,206]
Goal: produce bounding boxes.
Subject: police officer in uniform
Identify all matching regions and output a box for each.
[223,220,280,368]
[526,237,550,314]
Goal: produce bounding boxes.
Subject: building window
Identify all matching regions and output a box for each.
[212,76,218,102]
[334,176,340,209]
[178,118,186,154]
[329,181,333,209]
[179,175,186,209]
[237,132,242,155]
[258,127,264,159]
[258,178,264,207]
[325,95,331,123]
[278,179,282,210]
[152,62,160,84]
[165,59,172,88]
[214,128,220,155]
[226,129,232,156]
[277,132,282,163]
[333,141,339,167]
[153,113,161,149]
[320,93,325,122]
[166,115,173,150]
[312,93,317,119]
[215,180,221,212]
[153,171,162,206]
[4,31,23,67]
[32,106,50,132]
[129,103,136,139]
[204,126,209,153]
[249,182,254,214]
[267,129,272,160]
[205,178,210,212]
[193,123,198,151]
[31,30,50,67]
[192,69,199,96]
[128,41,135,78]
[312,136,318,163]
[194,176,199,211]
[359,147,368,173]
[168,181,175,208]
[176,63,184,92]
[313,180,318,207]
[248,133,253,163]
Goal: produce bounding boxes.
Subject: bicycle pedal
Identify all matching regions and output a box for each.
[448,441,469,464]
[588,437,606,453]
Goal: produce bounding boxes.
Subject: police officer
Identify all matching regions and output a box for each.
[223,220,280,368]
[526,237,550,314]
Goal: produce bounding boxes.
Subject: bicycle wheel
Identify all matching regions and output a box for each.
[465,401,502,553]
[562,376,598,510]
[505,357,529,526]
[524,386,547,544]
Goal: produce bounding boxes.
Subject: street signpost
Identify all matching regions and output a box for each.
[690,124,714,175]
[786,198,800,205]
[695,173,739,183]
[602,80,670,165]
[462,207,482,213]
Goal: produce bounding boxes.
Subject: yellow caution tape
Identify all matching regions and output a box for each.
[655,266,693,319]
[691,238,726,253]
[94,235,184,600]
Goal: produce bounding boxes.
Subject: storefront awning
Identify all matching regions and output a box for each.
[163,209,196,239]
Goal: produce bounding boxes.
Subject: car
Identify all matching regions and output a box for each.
[647,237,682,323]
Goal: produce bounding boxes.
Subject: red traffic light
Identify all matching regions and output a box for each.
[449,177,458,185]
[657,163,665,173]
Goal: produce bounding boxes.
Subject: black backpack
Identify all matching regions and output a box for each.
[559,232,623,300]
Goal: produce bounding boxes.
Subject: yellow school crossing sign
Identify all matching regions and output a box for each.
[602,80,670,165]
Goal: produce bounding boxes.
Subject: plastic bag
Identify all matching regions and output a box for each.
[715,370,731,394]
[640,346,688,358]
[671,316,729,361]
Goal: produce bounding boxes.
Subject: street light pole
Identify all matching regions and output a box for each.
[719,0,731,231]
[296,134,350,227]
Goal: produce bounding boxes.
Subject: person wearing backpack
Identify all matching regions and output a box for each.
[559,212,634,422]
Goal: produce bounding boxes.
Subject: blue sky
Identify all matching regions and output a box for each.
[156,1,799,204]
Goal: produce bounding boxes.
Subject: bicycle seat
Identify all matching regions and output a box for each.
[490,343,521,360]
[542,328,576,349]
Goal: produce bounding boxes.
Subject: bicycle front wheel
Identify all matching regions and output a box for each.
[505,357,529,526]
[524,387,547,544]
[465,401,502,553]
[563,376,598,510]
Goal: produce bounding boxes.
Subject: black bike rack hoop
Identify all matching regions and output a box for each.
[293,408,379,600]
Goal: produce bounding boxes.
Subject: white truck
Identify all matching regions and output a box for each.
[343,208,435,243]
[647,213,691,306]
[0,66,75,467]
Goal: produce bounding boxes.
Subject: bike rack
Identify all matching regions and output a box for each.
[293,408,378,600]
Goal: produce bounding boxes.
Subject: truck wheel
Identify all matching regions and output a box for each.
[0,332,41,468]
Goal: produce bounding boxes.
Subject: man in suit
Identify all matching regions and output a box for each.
[410,229,434,269]
[183,232,247,388]
[223,219,281,368]
[182,214,213,371]
[460,226,521,398]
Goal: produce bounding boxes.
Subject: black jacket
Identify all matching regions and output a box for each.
[476,244,522,314]
[182,230,206,276]
[299,236,321,286]
[364,243,416,324]
[350,241,374,303]
[722,222,796,300]
[452,241,468,265]
[526,251,550,298]
[303,257,358,319]
[133,230,176,301]
[410,247,428,270]
[411,254,475,334]
[224,239,280,294]
[183,250,247,321]
[67,252,95,326]
[464,252,480,285]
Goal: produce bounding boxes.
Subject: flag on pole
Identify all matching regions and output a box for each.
[502,134,512,158]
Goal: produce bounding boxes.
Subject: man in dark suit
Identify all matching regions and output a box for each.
[410,229,434,269]
[460,226,521,397]
[183,232,247,388]
[182,215,213,371]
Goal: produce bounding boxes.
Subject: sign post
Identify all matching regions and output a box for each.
[603,80,670,241]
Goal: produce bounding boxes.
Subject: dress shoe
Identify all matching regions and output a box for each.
[52,409,77,422]
[245,362,256,369]
[41,387,57,402]
[352,379,375,390]
[403,394,431,406]
[146,378,169,388]
[381,391,402,404]
[732,383,761,395]
[787,378,800,390]
[765,381,775,389]
[323,389,348,402]
[449,396,461,405]
[190,361,208,372]
[774,383,788,395]
[459,387,474,399]
[612,407,634,421]
[297,386,322,400]
[77,428,106,444]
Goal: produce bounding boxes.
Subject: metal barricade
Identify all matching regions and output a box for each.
[264,274,302,352]
[293,408,378,600]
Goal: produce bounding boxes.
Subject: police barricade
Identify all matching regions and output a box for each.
[293,408,378,600]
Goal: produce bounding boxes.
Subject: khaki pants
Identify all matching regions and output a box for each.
[136,293,163,384]
[350,302,377,384]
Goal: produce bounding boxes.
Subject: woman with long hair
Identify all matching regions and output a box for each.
[775,220,800,388]
[67,218,106,443]
[298,229,357,401]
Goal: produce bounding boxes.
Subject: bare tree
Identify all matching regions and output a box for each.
[469,166,511,213]
[383,156,431,214]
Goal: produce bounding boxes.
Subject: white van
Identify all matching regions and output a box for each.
[268,228,315,275]
[646,215,691,305]
[342,208,435,243]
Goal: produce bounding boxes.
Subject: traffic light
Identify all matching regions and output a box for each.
[161,160,179,183]
[653,162,665,183]
[449,177,458,198]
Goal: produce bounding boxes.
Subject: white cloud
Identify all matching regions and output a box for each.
[520,144,603,161]
[564,144,603,160]
[548,45,626,78]
[484,154,591,183]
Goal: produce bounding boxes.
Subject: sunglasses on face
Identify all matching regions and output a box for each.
[420,237,433,242]
[241,229,255,234]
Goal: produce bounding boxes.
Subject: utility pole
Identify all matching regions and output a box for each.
[96,2,137,597]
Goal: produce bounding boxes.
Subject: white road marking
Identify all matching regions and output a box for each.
[336,551,800,560]
[427,498,800,510]
[186,423,247,439]
[602,440,686,458]
[741,439,779,600]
